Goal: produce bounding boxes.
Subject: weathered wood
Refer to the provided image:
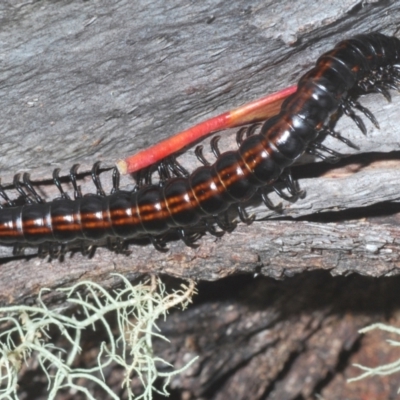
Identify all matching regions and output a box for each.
[15,272,400,400]
[3,2,400,400]
[153,273,400,400]
[1,0,400,299]
[3,0,398,175]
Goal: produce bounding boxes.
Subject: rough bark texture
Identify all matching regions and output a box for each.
[16,273,400,400]
[2,0,400,399]
[1,0,400,292]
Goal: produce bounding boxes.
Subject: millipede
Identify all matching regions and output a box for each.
[1,32,400,256]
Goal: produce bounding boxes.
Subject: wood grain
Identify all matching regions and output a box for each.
[1,0,400,298]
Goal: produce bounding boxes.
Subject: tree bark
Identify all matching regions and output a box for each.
[2,1,400,399]
[0,0,400,297]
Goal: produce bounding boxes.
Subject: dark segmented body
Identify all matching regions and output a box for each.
[1,33,400,248]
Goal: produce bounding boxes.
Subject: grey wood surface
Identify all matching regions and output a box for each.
[1,0,400,302]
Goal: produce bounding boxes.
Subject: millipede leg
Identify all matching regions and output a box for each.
[306,143,343,164]
[210,136,221,158]
[13,244,25,257]
[313,142,344,160]
[325,128,360,150]
[260,189,283,212]
[385,81,400,91]
[379,68,400,90]
[270,170,304,202]
[178,228,200,248]
[373,84,392,102]
[106,237,130,254]
[134,166,154,188]
[157,157,189,184]
[204,220,225,237]
[348,99,380,128]
[216,212,236,233]
[237,204,255,224]
[150,236,168,252]
[357,73,394,101]
[195,145,211,166]
[70,164,82,199]
[272,185,292,201]
[111,167,120,194]
[0,182,15,207]
[280,170,303,197]
[38,244,48,258]
[80,241,96,257]
[23,173,44,203]
[49,243,61,259]
[341,102,367,135]
[60,244,67,257]
[236,127,248,146]
[53,168,71,200]
[235,124,261,147]
[390,71,400,85]
[157,160,171,185]
[91,161,106,196]
[13,174,33,204]
[167,157,189,178]
[143,167,153,186]
[80,242,89,256]
[246,123,261,137]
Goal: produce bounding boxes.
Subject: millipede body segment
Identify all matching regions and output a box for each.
[1,33,400,253]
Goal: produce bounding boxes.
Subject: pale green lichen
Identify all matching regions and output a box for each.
[348,322,400,392]
[0,274,197,399]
